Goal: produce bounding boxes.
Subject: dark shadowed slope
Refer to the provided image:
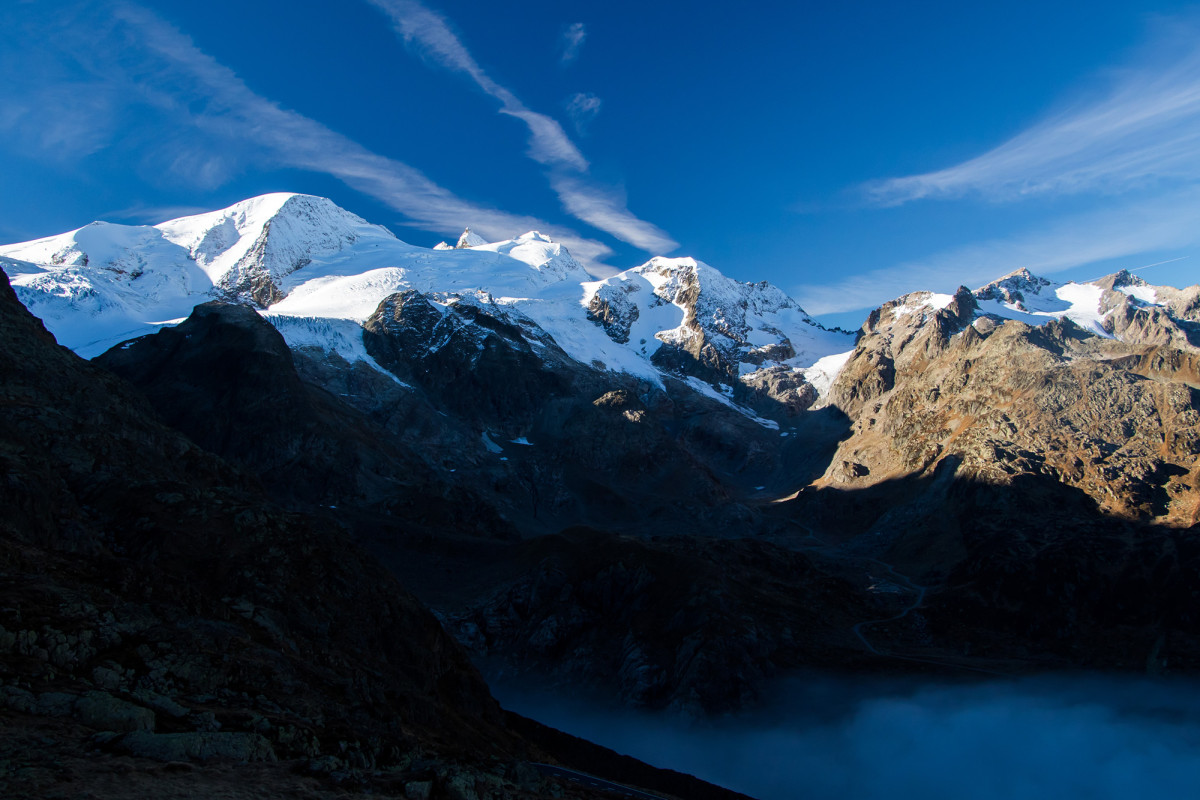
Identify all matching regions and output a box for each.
[0,266,751,800]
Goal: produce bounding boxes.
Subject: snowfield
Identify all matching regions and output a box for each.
[0,193,855,400]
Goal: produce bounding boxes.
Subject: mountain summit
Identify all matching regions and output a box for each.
[455,227,488,249]
[0,194,852,417]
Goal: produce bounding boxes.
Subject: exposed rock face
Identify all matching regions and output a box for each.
[586,279,642,344]
[210,195,363,307]
[642,258,805,383]
[975,267,1055,308]
[1092,272,1200,349]
[363,290,570,429]
[823,285,1199,525]
[787,274,1200,673]
[740,365,819,416]
[581,256,849,405]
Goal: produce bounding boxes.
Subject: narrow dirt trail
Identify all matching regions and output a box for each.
[783,517,1008,676]
[851,561,928,656]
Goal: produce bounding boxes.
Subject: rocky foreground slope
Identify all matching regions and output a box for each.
[4,194,1200,723]
[0,267,749,799]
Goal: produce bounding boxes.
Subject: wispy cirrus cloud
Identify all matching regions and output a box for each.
[0,0,616,266]
[364,0,587,171]
[867,17,1200,205]
[796,189,1200,315]
[365,0,677,253]
[560,22,587,65]
[551,174,678,254]
[565,92,603,134]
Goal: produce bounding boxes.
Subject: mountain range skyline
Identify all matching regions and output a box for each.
[3,1,1199,331]
[3,182,1198,798]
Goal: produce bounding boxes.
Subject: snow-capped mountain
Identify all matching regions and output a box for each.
[0,193,853,413]
[8,192,1195,424]
[158,193,395,307]
[818,260,1200,524]
[585,257,847,375]
[455,227,488,249]
[0,193,406,357]
[865,266,1199,346]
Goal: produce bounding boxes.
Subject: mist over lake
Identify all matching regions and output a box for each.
[494,673,1200,800]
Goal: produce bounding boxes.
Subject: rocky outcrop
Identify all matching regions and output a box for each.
[975,267,1055,308]
[822,287,1199,525]
[825,286,975,419]
[586,279,642,344]
[582,257,851,403]
[1094,274,1200,349]
[739,365,819,416]
[641,259,805,383]
[777,275,1200,675]
[363,291,570,430]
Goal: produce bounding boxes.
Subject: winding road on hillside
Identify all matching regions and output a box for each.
[781,515,1008,676]
[851,559,928,656]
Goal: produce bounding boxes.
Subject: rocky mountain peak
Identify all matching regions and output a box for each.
[456,227,488,249]
[1092,268,1163,293]
[169,194,385,308]
[579,256,852,400]
[974,267,1054,308]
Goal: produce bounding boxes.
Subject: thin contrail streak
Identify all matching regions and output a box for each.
[1082,254,1188,282]
[1128,255,1189,272]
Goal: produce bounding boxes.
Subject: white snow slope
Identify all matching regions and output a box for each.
[971,266,1200,338]
[972,268,1113,335]
[0,194,853,400]
[877,266,1195,344]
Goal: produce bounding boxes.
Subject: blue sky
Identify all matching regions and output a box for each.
[2,0,1199,326]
